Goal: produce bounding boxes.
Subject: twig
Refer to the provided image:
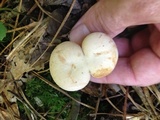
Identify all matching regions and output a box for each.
[12,0,22,40]
[121,86,146,111]
[143,87,158,118]
[93,97,101,120]
[31,0,76,67]
[123,87,129,120]
[7,22,37,33]
[32,71,95,110]
[34,0,70,30]
[105,97,123,114]
[6,15,43,60]
[9,88,46,120]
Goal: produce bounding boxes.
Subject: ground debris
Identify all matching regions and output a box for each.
[0,0,159,120]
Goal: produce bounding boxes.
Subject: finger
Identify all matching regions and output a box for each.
[91,48,160,86]
[115,27,151,57]
[114,37,132,57]
[69,0,160,44]
[150,24,160,57]
[69,0,126,44]
[131,27,150,52]
[111,26,151,57]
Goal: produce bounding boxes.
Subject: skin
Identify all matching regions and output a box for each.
[69,0,160,86]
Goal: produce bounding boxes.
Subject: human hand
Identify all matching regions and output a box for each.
[69,0,160,86]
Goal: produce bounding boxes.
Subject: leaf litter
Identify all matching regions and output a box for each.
[0,0,159,120]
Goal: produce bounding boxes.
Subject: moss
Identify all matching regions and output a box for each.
[20,77,70,119]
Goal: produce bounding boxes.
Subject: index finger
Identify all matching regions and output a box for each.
[91,49,160,86]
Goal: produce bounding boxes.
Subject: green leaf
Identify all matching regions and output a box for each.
[0,22,7,41]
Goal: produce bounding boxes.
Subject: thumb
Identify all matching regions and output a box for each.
[69,0,126,44]
[69,0,160,44]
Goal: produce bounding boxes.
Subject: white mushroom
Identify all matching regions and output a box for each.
[82,32,118,78]
[49,32,118,91]
[49,42,90,91]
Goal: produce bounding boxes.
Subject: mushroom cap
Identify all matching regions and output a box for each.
[49,41,90,91]
[82,32,118,78]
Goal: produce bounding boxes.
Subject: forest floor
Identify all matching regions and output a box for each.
[0,0,160,120]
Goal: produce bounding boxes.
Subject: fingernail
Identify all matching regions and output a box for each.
[69,24,90,44]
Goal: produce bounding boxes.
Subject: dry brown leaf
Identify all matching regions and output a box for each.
[0,103,20,120]
[0,80,16,104]
[10,56,34,80]
[7,19,48,80]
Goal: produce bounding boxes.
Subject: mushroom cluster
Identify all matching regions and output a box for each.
[49,32,118,91]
